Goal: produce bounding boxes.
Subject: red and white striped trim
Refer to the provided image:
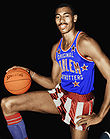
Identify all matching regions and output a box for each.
[5,113,22,126]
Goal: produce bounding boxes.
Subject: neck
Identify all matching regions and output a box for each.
[62,29,77,49]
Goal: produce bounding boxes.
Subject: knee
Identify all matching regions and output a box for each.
[1,97,14,115]
[1,98,7,109]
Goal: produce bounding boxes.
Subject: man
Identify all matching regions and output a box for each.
[1,3,110,139]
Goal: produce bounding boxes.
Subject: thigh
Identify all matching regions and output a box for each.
[6,91,60,115]
[70,126,88,139]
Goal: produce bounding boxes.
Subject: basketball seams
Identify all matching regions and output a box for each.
[4,79,31,83]
[6,81,31,92]
[4,68,32,95]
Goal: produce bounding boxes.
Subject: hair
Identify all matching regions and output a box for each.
[55,3,77,16]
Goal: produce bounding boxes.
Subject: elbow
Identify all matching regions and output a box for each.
[49,83,57,89]
[107,76,110,82]
[105,71,110,82]
[49,81,59,90]
[49,77,61,89]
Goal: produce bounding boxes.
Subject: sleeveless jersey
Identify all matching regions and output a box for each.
[56,31,95,95]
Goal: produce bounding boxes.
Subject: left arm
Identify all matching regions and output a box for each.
[77,36,110,128]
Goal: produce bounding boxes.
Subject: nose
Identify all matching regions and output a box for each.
[60,16,65,24]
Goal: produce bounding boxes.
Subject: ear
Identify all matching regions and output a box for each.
[73,14,78,22]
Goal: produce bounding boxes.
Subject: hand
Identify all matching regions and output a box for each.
[6,66,30,73]
[76,113,103,128]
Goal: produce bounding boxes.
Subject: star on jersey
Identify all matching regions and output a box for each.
[71,45,75,52]
[81,64,88,71]
[57,49,60,54]
[73,81,80,87]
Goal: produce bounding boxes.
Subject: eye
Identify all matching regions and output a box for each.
[56,15,60,19]
[64,14,69,18]
[56,16,59,19]
[55,14,60,18]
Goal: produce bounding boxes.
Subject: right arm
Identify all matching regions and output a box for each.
[30,43,62,89]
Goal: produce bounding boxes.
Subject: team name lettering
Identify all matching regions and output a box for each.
[61,74,83,81]
[59,59,81,74]
[57,52,74,60]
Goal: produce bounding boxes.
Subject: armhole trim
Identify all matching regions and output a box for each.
[55,38,62,60]
[76,32,94,62]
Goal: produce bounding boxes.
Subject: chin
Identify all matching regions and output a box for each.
[61,29,71,34]
[59,27,73,35]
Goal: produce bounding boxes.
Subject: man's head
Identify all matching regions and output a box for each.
[55,3,78,34]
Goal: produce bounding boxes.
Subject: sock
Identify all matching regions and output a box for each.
[5,113,28,139]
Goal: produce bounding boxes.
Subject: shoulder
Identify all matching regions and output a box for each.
[78,32,98,47]
[78,32,103,60]
[51,41,60,61]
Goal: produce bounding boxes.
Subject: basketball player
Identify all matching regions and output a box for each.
[1,3,110,139]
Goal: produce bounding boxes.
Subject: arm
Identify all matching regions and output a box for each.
[30,43,62,89]
[77,35,110,127]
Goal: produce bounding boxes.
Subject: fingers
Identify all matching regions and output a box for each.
[76,120,90,129]
[6,66,16,73]
[76,118,87,126]
[76,113,96,127]
[6,66,29,73]
[76,115,90,127]
[77,115,87,119]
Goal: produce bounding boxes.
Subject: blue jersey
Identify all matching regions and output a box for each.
[56,31,95,95]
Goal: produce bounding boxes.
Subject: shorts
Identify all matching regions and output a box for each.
[48,84,94,131]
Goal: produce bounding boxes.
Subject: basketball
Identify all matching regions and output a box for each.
[4,68,31,95]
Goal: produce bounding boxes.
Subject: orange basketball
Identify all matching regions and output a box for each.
[4,68,31,95]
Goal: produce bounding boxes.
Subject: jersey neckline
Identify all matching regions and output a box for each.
[61,31,79,52]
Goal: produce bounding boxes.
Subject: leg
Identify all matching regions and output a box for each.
[1,91,59,139]
[1,91,59,116]
[70,126,88,139]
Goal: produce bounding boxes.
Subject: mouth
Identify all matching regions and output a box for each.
[59,23,68,30]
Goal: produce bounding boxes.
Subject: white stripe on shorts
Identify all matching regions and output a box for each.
[74,102,84,130]
[48,89,56,94]
[53,92,64,107]
[64,97,72,124]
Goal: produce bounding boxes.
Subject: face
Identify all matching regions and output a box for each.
[55,7,77,34]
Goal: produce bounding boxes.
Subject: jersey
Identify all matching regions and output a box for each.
[56,31,95,95]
